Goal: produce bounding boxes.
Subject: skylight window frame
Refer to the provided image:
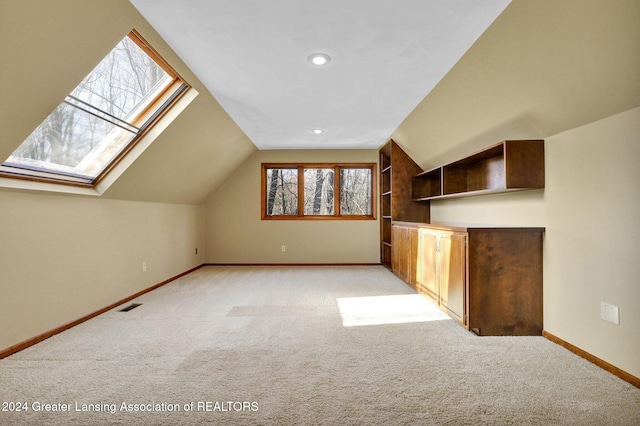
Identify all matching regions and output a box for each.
[0,29,190,188]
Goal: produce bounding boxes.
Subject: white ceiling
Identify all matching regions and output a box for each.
[130,0,511,150]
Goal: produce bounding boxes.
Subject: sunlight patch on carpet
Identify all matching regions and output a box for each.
[336,294,450,327]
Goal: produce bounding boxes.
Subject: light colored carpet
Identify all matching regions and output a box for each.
[1,265,638,425]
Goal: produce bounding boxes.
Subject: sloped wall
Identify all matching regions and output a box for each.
[391,0,640,378]
[0,0,256,204]
[0,0,252,352]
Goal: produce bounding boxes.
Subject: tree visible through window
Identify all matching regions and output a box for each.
[0,30,189,186]
[340,168,373,215]
[265,167,298,215]
[304,168,334,215]
[262,163,376,220]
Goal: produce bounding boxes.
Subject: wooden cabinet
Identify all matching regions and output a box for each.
[416,226,468,326]
[466,227,544,336]
[417,228,439,300]
[412,140,544,201]
[394,222,544,336]
[379,139,430,268]
[438,231,468,325]
[391,223,419,289]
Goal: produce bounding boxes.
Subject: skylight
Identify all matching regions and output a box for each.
[0,30,189,186]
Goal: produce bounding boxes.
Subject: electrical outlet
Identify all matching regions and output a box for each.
[600,302,619,325]
[281,245,286,252]
[142,262,147,273]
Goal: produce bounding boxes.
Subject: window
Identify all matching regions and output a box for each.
[0,30,189,187]
[262,163,376,220]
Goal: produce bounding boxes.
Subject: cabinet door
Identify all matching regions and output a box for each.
[407,226,419,288]
[392,225,419,288]
[391,226,408,281]
[418,229,439,302]
[391,225,401,274]
[439,232,467,325]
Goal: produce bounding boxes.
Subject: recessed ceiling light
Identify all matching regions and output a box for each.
[308,53,331,66]
[311,128,324,134]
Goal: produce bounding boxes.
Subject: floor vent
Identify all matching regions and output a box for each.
[119,303,142,312]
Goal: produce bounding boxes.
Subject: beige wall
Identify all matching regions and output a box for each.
[543,108,640,378]
[0,0,250,352]
[204,150,380,264]
[389,0,640,378]
[0,190,204,351]
[425,108,640,377]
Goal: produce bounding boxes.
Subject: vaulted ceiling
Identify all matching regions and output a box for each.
[129,0,511,150]
[2,0,637,205]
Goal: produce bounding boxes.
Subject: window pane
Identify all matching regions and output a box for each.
[1,31,186,186]
[6,102,136,177]
[304,168,335,215]
[340,168,372,215]
[70,36,172,123]
[265,168,298,215]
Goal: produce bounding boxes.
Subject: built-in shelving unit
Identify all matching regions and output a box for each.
[412,140,544,201]
[381,151,392,267]
[379,139,430,268]
[379,138,547,336]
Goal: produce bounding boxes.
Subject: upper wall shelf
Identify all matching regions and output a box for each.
[412,140,544,201]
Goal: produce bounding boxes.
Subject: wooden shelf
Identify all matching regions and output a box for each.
[412,167,441,200]
[381,217,391,243]
[382,192,391,217]
[379,139,430,267]
[381,168,391,194]
[412,140,544,201]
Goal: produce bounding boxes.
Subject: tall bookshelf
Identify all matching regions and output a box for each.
[379,139,430,268]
